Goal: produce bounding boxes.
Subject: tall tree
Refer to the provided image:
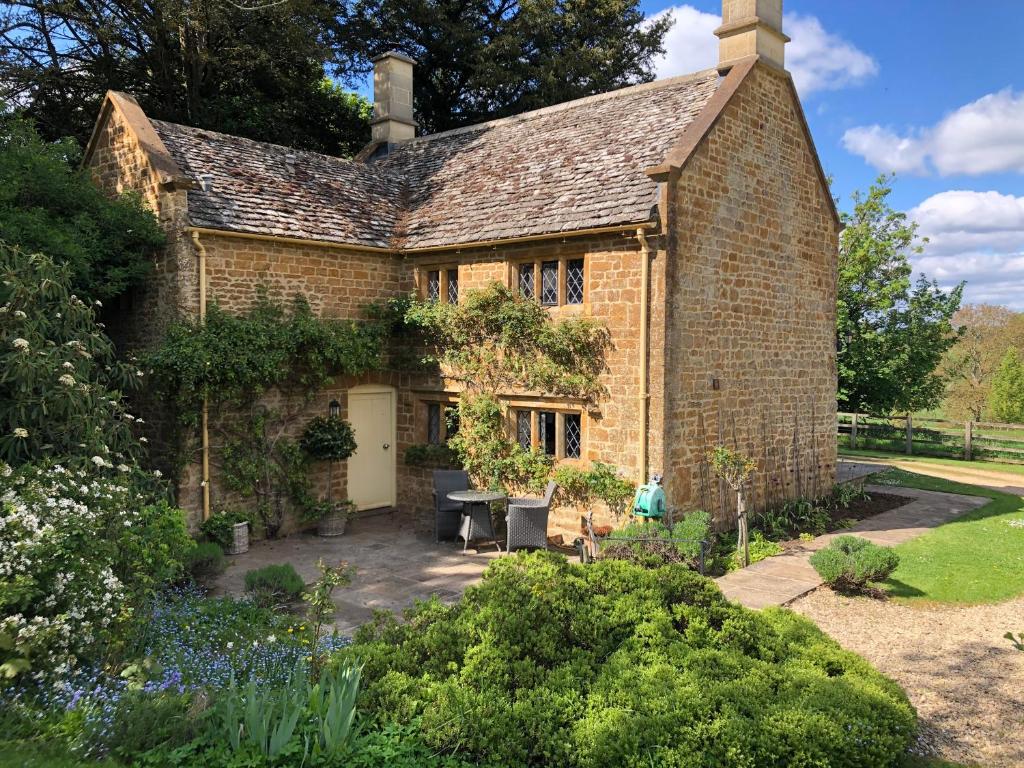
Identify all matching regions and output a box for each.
[0,0,370,155]
[988,347,1024,424]
[0,115,165,302]
[941,304,1024,421]
[837,175,963,415]
[334,0,671,134]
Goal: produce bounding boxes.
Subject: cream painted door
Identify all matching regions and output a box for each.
[347,386,396,510]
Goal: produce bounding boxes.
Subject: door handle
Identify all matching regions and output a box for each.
[383,443,390,450]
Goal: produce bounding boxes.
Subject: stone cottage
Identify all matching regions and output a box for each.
[84,0,839,535]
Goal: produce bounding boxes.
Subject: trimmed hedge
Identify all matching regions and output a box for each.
[810,535,900,592]
[342,552,915,767]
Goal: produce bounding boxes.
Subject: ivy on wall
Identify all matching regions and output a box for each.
[406,282,612,493]
[147,291,387,536]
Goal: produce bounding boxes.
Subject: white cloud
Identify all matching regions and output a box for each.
[908,190,1024,309]
[649,6,877,95]
[843,89,1024,176]
[785,14,879,95]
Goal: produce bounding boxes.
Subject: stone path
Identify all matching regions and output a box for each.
[715,484,989,609]
[212,514,504,634]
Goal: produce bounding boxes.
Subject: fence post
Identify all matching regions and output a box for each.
[905,414,913,455]
[965,420,973,461]
[851,412,858,449]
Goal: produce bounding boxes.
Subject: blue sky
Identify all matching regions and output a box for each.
[640,1,1024,309]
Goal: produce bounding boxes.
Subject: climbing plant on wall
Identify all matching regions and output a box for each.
[147,291,387,536]
[406,282,611,492]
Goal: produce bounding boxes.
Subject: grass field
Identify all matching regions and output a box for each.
[840,447,1024,478]
[874,469,1024,603]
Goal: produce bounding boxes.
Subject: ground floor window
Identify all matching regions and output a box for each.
[424,400,459,444]
[513,406,583,459]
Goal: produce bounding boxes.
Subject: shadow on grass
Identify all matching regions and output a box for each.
[882,577,926,599]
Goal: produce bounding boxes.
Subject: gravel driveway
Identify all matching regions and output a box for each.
[790,589,1024,767]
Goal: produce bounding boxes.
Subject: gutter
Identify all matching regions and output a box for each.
[636,227,652,486]
[191,230,211,522]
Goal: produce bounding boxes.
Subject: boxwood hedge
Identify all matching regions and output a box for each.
[342,551,915,767]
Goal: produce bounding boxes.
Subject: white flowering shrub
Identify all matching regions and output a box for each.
[0,463,192,681]
[0,242,146,467]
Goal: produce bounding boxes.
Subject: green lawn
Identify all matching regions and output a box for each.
[840,447,1024,477]
[874,468,1024,603]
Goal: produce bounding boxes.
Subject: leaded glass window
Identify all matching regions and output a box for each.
[518,263,535,300]
[539,411,556,456]
[564,413,581,458]
[426,270,440,301]
[566,259,584,304]
[541,261,558,306]
[516,410,532,451]
[446,268,459,304]
[427,403,441,444]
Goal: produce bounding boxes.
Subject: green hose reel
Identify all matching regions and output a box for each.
[632,475,666,519]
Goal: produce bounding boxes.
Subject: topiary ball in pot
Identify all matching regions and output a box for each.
[300,416,357,462]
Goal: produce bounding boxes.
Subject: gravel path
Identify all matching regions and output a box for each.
[790,588,1024,767]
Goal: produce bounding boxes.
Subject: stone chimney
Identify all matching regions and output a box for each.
[370,51,417,145]
[714,0,790,73]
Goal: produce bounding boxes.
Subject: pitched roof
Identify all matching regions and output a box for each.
[146,70,722,251]
[378,70,720,249]
[152,121,405,249]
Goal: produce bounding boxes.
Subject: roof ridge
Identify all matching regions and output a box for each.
[402,69,720,145]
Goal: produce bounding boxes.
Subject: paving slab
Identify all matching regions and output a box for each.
[716,484,989,610]
[211,514,516,632]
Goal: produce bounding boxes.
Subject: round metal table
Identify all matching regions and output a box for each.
[447,489,506,553]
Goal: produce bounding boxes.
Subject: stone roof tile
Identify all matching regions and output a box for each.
[150,70,720,250]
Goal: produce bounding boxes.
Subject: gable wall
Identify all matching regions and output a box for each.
[663,63,839,528]
[87,105,196,348]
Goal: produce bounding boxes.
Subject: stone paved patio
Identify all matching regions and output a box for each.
[715,484,990,609]
[212,513,512,635]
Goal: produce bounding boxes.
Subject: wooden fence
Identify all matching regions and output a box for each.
[837,412,1024,464]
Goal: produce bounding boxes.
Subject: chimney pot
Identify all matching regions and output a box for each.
[714,0,790,73]
[371,50,417,145]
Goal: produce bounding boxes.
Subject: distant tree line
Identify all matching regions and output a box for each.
[0,0,670,154]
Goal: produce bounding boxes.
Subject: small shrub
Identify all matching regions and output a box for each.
[300,416,357,462]
[730,530,783,570]
[404,443,461,468]
[199,510,250,551]
[601,512,709,569]
[245,564,305,606]
[810,535,900,592]
[187,542,226,579]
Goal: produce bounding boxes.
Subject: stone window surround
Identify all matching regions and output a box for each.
[417,263,459,303]
[420,395,459,444]
[505,397,586,461]
[510,255,589,310]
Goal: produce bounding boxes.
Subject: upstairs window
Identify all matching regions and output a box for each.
[514,256,587,307]
[421,265,458,303]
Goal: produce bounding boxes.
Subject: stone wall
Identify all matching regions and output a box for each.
[662,62,839,528]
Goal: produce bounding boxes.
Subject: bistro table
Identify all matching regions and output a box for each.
[447,489,506,553]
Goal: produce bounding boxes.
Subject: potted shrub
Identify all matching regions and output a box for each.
[300,414,358,537]
[200,509,251,555]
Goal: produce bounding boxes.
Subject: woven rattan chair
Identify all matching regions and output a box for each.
[505,480,557,552]
[432,470,469,543]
